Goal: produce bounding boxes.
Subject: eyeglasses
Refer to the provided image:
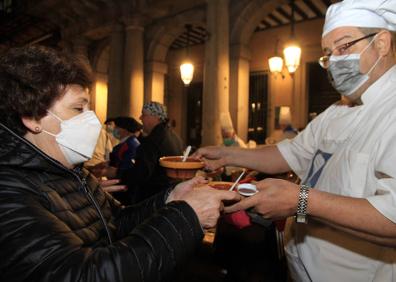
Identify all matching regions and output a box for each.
[318,32,377,69]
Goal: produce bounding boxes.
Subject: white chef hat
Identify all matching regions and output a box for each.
[220,112,234,133]
[323,0,396,37]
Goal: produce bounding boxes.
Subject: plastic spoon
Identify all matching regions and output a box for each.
[182,145,192,162]
[228,170,246,191]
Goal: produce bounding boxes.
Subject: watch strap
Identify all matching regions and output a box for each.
[296,184,310,224]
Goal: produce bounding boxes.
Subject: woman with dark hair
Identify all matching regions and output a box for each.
[0,45,240,282]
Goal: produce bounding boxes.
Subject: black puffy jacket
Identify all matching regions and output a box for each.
[123,122,184,203]
[0,123,203,282]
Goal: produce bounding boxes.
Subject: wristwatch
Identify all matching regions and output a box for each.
[296,184,310,224]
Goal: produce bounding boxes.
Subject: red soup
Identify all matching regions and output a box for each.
[210,183,232,191]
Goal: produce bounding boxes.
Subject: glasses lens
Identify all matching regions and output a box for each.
[318,56,329,69]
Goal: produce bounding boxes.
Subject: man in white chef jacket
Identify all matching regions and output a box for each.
[194,1,396,281]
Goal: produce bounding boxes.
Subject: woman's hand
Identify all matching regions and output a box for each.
[167,176,242,228]
[89,161,108,177]
[167,176,208,202]
[181,187,242,228]
[99,179,127,193]
[90,161,118,179]
[224,178,299,220]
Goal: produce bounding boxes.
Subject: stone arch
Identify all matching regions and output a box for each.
[145,7,206,63]
[91,37,111,74]
[144,7,206,107]
[230,0,288,46]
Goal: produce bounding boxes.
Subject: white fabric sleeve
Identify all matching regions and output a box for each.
[368,118,396,223]
[367,178,396,223]
[276,108,329,181]
[277,139,308,180]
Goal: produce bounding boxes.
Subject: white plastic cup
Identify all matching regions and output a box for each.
[237,183,258,197]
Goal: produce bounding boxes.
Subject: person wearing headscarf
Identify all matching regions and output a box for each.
[140,101,169,135]
[194,1,396,280]
[121,101,185,203]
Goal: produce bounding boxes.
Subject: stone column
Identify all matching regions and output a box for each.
[230,44,251,142]
[202,0,230,146]
[144,60,168,104]
[107,23,124,118]
[124,17,145,119]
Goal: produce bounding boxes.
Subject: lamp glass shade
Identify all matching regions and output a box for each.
[268,56,283,73]
[283,44,301,73]
[180,62,194,85]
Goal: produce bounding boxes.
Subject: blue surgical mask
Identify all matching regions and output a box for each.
[328,35,381,96]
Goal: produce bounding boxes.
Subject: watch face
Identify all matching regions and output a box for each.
[296,214,308,224]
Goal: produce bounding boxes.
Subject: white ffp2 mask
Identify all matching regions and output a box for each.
[43,110,101,165]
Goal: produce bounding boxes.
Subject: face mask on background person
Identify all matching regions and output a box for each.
[43,110,101,165]
[106,125,114,135]
[327,34,382,96]
[112,128,121,140]
[223,137,235,147]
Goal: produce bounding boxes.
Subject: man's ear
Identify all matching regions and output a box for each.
[376,31,392,56]
[21,116,42,134]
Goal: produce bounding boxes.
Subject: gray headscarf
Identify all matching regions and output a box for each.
[142,101,168,122]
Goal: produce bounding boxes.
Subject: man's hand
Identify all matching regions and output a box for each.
[192,146,227,171]
[224,178,299,220]
[100,179,127,193]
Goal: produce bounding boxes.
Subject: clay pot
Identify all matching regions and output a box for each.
[159,156,204,180]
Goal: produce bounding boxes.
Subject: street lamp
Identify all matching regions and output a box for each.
[180,24,194,86]
[283,0,301,74]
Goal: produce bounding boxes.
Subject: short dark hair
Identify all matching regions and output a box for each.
[104,117,116,125]
[0,45,93,136]
[114,116,142,133]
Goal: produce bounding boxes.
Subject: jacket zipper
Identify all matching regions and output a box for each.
[4,124,114,245]
[79,176,113,245]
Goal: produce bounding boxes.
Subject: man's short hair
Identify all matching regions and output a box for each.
[105,117,116,125]
[114,116,142,133]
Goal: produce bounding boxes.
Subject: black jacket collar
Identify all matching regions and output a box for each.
[0,123,69,175]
